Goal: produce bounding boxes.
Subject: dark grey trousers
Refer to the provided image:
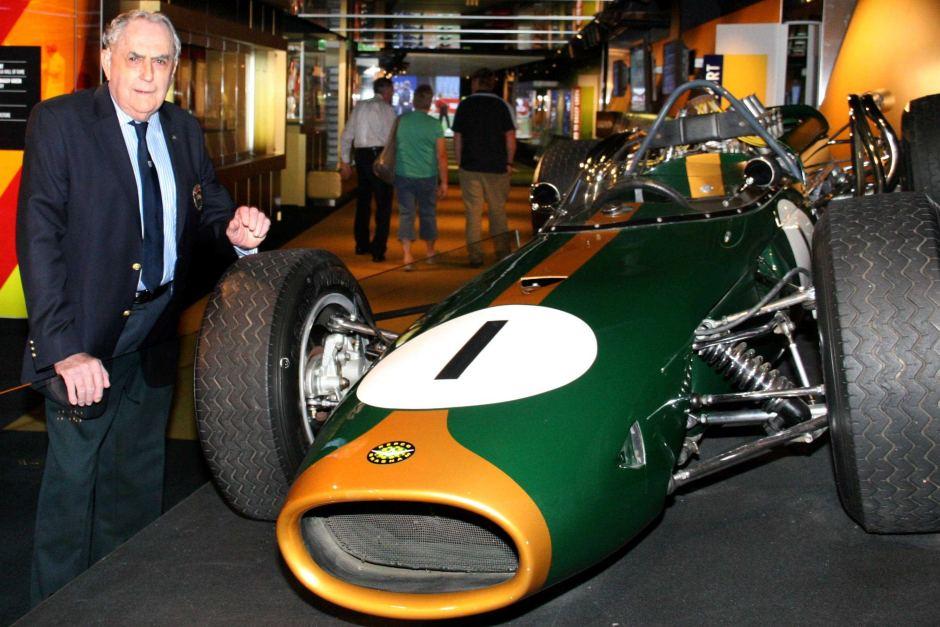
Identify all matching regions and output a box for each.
[30,289,174,604]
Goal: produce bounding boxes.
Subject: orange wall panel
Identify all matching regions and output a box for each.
[0,0,94,318]
[819,0,940,135]
[679,0,781,59]
[648,0,781,113]
[4,0,95,98]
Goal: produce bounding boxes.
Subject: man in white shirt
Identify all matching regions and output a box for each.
[340,77,396,262]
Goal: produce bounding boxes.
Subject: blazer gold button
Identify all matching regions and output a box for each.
[132,262,142,271]
[122,310,131,317]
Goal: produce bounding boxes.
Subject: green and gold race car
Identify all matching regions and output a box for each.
[193,81,940,620]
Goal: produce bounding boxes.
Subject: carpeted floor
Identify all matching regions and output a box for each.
[18,433,940,625]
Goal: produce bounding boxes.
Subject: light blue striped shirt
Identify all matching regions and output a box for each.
[112,98,177,291]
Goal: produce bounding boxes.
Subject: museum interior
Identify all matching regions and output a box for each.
[1,0,939,623]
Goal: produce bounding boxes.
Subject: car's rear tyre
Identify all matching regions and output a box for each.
[813,192,940,533]
[531,138,599,232]
[195,249,372,520]
[901,93,940,195]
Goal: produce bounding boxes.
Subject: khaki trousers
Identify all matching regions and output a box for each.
[459,169,512,264]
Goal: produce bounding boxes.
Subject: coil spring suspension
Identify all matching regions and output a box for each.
[698,341,810,428]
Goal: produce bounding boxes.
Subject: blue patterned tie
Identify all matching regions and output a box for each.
[132,121,164,291]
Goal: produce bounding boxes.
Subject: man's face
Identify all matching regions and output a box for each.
[101,18,175,121]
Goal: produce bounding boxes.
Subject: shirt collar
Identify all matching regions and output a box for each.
[111,94,163,132]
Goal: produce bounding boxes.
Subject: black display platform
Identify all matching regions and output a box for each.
[18,436,940,626]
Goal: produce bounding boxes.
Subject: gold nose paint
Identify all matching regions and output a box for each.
[277,409,552,620]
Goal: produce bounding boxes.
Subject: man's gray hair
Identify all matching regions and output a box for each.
[103,10,181,64]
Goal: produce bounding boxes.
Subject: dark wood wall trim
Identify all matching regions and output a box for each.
[158,3,287,50]
[216,154,285,214]
[216,154,286,178]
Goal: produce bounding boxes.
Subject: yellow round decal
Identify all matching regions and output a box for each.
[367,441,415,465]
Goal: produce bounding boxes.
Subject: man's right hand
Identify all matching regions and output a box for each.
[339,162,353,180]
[54,353,110,406]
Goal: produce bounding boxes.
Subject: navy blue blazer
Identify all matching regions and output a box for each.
[17,84,236,383]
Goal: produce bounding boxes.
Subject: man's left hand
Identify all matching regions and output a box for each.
[226,205,271,249]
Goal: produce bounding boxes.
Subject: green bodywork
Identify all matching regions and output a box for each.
[299,164,806,587]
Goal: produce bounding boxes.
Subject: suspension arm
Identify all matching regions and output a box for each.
[329,315,399,344]
[691,385,825,407]
[697,289,815,339]
[669,415,827,493]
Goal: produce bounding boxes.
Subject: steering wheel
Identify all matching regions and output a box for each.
[592,177,694,214]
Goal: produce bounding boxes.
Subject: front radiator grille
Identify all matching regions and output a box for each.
[301,502,520,592]
[322,506,519,573]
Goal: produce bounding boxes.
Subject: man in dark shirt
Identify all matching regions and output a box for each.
[436,94,451,129]
[451,68,516,267]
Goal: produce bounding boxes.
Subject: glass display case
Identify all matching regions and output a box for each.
[784,22,819,106]
[288,42,328,124]
[511,81,559,143]
[281,36,348,206]
[174,42,251,165]
[286,38,342,170]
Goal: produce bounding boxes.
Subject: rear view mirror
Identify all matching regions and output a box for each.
[530,182,561,214]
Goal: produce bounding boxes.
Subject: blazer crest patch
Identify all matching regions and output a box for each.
[192,184,203,211]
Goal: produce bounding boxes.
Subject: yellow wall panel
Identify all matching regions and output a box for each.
[0,266,28,319]
[722,54,768,104]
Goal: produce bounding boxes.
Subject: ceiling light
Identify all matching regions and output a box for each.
[334,27,578,34]
[297,13,591,22]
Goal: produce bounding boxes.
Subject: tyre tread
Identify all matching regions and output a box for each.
[816,192,940,532]
[901,93,940,195]
[195,249,352,520]
[535,138,600,194]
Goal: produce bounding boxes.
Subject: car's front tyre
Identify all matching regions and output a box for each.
[813,192,940,533]
[195,249,372,520]
[531,138,600,232]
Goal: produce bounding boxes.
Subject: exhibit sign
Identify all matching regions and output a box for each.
[703,54,724,86]
[571,87,581,139]
[0,46,40,150]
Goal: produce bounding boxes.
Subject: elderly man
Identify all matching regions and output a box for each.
[16,10,270,601]
[339,77,397,262]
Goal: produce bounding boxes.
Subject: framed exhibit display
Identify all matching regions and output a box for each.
[630,42,652,112]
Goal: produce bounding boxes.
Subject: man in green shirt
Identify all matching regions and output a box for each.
[394,84,448,266]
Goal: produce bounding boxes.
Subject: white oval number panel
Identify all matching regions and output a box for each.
[357,305,597,409]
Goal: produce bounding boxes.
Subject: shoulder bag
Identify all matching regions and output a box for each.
[372,117,400,185]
